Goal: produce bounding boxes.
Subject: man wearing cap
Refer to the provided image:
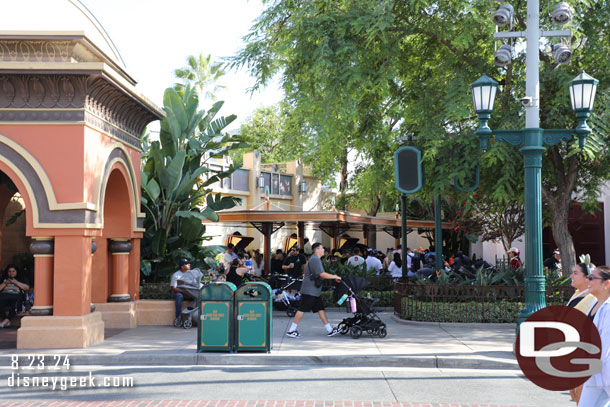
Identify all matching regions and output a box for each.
[508,248,522,270]
[544,249,561,272]
[170,259,203,327]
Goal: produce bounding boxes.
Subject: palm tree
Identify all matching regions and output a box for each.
[174,53,225,100]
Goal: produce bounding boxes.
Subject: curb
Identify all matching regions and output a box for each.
[0,353,519,370]
[390,314,516,329]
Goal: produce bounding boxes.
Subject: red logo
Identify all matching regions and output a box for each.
[515,305,601,391]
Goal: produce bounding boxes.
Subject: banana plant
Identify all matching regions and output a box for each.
[140,85,248,281]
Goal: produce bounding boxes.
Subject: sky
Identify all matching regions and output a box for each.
[82,0,283,131]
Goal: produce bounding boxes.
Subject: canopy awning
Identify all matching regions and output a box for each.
[208,210,452,275]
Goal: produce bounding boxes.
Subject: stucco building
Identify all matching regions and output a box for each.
[0,0,162,348]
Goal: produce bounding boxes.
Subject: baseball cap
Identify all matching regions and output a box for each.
[179,259,191,266]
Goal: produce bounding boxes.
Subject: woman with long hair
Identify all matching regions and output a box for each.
[579,266,610,406]
[388,252,402,280]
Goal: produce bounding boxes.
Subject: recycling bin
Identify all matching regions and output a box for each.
[198,281,237,352]
[235,281,273,352]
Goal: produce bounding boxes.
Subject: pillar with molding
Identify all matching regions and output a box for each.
[29,237,54,316]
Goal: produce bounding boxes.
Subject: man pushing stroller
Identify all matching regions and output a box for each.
[286,243,342,338]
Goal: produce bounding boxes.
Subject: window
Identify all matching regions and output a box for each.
[262,172,271,193]
[280,175,292,195]
[272,173,280,195]
[232,169,249,191]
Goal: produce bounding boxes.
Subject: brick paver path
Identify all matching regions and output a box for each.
[0,401,536,407]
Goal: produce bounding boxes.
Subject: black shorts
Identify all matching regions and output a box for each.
[298,294,324,313]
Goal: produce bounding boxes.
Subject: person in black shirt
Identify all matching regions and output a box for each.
[544,249,561,271]
[270,249,285,275]
[283,246,307,278]
[0,265,30,328]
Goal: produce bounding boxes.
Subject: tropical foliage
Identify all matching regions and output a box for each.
[140,85,246,282]
[232,0,610,275]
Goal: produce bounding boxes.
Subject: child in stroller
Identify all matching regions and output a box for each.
[334,275,387,339]
[269,274,302,317]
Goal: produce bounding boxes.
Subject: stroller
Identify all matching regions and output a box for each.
[334,275,387,339]
[270,274,302,317]
[173,279,201,329]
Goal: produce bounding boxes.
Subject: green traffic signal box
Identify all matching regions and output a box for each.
[198,281,237,352]
[235,281,273,352]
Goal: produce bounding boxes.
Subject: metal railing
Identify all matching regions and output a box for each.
[394,282,574,323]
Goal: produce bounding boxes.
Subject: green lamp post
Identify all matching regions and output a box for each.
[471,71,598,329]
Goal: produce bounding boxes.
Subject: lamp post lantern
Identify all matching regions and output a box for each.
[472,0,598,329]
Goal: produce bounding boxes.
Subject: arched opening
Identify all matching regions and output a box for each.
[0,171,32,348]
[91,167,133,303]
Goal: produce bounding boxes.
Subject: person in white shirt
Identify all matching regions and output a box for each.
[388,252,403,279]
[303,238,312,256]
[579,266,610,407]
[346,247,365,267]
[170,259,203,327]
[365,249,383,275]
[222,244,236,272]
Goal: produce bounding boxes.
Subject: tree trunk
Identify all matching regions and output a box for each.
[548,199,576,277]
[541,149,579,278]
[339,146,348,194]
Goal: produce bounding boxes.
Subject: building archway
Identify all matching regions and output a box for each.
[92,165,135,304]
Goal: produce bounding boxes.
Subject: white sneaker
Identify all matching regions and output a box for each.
[327,327,340,337]
[286,330,302,338]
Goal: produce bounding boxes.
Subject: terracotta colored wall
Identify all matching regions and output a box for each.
[0,125,85,203]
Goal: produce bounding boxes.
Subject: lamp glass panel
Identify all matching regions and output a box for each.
[582,83,593,109]
[481,86,491,110]
[472,87,481,111]
[589,83,598,109]
[569,84,576,110]
[572,83,584,109]
[489,86,497,111]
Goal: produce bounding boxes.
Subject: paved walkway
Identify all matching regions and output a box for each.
[0,401,534,407]
[0,311,518,370]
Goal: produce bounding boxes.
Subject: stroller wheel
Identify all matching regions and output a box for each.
[338,322,349,335]
[286,307,296,318]
[173,317,182,328]
[183,319,193,329]
[350,325,362,339]
[378,327,387,338]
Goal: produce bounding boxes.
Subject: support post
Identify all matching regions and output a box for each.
[108,239,132,302]
[401,194,408,278]
[297,221,305,249]
[263,223,272,276]
[518,131,547,325]
[435,195,443,271]
[29,237,54,316]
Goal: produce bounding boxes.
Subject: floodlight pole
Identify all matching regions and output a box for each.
[483,0,583,330]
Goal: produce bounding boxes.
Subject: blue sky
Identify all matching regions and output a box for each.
[84,0,282,130]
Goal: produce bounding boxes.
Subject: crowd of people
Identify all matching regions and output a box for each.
[205,240,527,284]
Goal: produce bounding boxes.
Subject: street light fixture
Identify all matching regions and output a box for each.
[494,44,514,67]
[471,69,599,328]
[551,2,573,25]
[569,71,599,149]
[552,44,573,64]
[493,4,514,27]
[471,74,498,152]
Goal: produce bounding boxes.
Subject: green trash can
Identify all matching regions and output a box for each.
[235,281,273,352]
[198,281,237,352]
